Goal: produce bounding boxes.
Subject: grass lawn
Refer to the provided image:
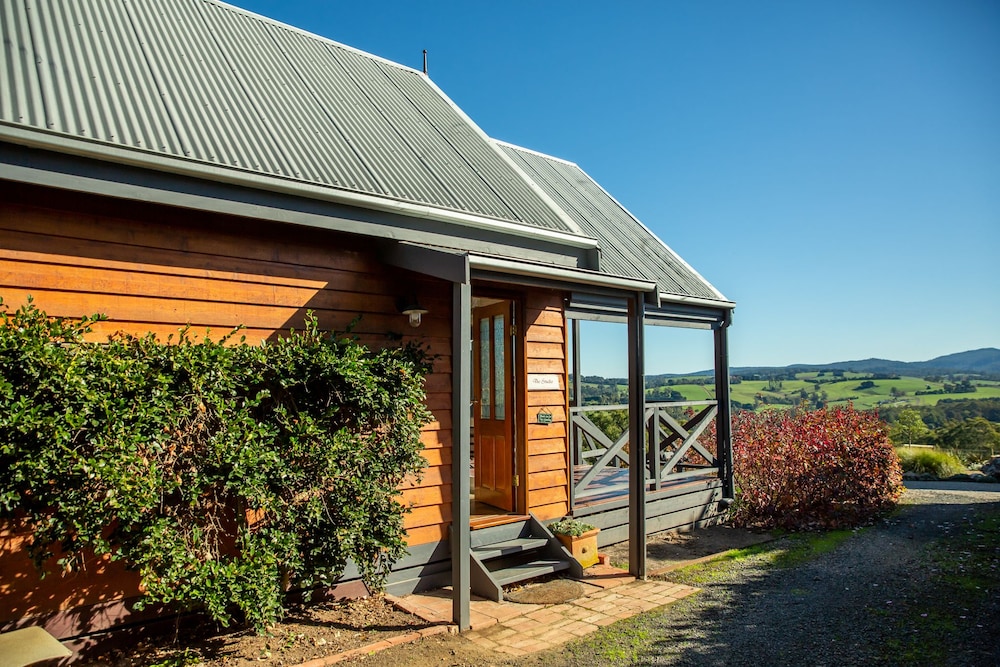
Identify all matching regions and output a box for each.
[795,371,870,380]
[653,383,715,401]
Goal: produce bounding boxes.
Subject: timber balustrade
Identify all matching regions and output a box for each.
[569,401,720,509]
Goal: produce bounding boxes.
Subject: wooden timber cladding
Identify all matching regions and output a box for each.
[523,291,571,521]
[0,184,453,548]
[578,478,726,548]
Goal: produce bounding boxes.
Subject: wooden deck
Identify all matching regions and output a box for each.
[569,401,722,524]
[570,468,726,547]
[571,465,718,508]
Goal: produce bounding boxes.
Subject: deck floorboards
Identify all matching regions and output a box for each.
[572,465,718,508]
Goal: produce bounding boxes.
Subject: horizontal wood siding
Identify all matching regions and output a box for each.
[575,478,726,548]
[0,203,451,345]
[523,292,570,520]
[0,186,453,631]
[0,522,145,632]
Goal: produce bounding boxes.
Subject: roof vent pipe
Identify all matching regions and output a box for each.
[423,49,428,74]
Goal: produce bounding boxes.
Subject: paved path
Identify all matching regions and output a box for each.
[390,564,698,657]
[904,480,1000,492]
[312,487,999,666]
[525,487,1000,666]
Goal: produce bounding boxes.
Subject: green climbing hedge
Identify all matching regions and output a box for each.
[0,297,432,631]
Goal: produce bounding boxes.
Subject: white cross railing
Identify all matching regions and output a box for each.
[569,400,720,506]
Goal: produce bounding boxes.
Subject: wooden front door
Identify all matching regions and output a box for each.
[472,300,515,512]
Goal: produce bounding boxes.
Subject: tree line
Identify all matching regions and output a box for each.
[881,398,1000,464]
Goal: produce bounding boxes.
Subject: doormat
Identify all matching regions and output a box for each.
[505,579,586,605]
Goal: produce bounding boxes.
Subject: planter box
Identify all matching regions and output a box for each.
[555,528,600,569]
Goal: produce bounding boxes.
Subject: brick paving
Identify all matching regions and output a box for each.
[389,564,699,657]
[290,564,698,665]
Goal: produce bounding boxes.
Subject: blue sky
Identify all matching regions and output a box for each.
[228,0,999,376]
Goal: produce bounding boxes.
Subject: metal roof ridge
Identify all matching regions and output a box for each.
[202,0,427,77]
[586,174,730,303]
[418,79,587,237]
[549,155,731,304]
[492,139,580,168]
[0,123,600,250]
[494,140,731,304]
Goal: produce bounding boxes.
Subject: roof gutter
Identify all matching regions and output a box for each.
[658,292,736,310]
[470,254,656,293]
[469,255,735,310]
[0,124,600,251]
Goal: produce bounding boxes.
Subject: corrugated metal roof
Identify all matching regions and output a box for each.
[0,0,573,233]
[2,0,731,305]
[497,141,729,304]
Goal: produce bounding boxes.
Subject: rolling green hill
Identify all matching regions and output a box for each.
[727,376,1000,411]
[648,348,1000,380]
[578,374,1000,412]
[722,347,1000,378]
[576,349,1000,411]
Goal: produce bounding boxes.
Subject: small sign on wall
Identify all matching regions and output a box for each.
[527,374,562,390]
[535,409,554,425]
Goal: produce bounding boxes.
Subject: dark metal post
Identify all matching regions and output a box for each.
[648,405,661,491]
[570,318,582,513]
[572,318,582,410]
[451,280,471,630]
[713,315,734,499]
[627,293,646,579]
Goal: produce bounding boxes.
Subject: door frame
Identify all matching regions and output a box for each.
[471,286,528,516]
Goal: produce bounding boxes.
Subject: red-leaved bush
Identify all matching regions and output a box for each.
[726,404,903,530]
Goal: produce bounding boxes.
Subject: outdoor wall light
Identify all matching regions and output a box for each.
[400,300,429,328]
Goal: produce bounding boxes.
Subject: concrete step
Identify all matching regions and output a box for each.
[490,559,572,587]
[470,519,532,548]
[472,537,549,561]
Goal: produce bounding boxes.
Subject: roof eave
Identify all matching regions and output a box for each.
[658,291,735,310]
[0,123,600,252]
[470,254,656,292]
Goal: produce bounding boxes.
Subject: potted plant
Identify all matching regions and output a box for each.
[549,518,600,568]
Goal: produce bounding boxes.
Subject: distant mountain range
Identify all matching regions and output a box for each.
[674,348,1000,379]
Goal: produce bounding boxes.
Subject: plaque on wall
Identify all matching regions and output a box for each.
[527,374,561,390]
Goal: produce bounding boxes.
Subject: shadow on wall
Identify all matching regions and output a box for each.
[0,182,455,639]
[0,522,153,637]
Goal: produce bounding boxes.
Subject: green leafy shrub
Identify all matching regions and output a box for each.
[888,408,931,445]
[0,298,431,631]
[933,417,1000,464]
[895,447,966,478]
[728,404,903,530]
[586,408,628,441]
[548,518,597,536]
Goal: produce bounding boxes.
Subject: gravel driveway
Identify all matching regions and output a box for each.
[361,486,999,666]
[523,485,1000,667]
